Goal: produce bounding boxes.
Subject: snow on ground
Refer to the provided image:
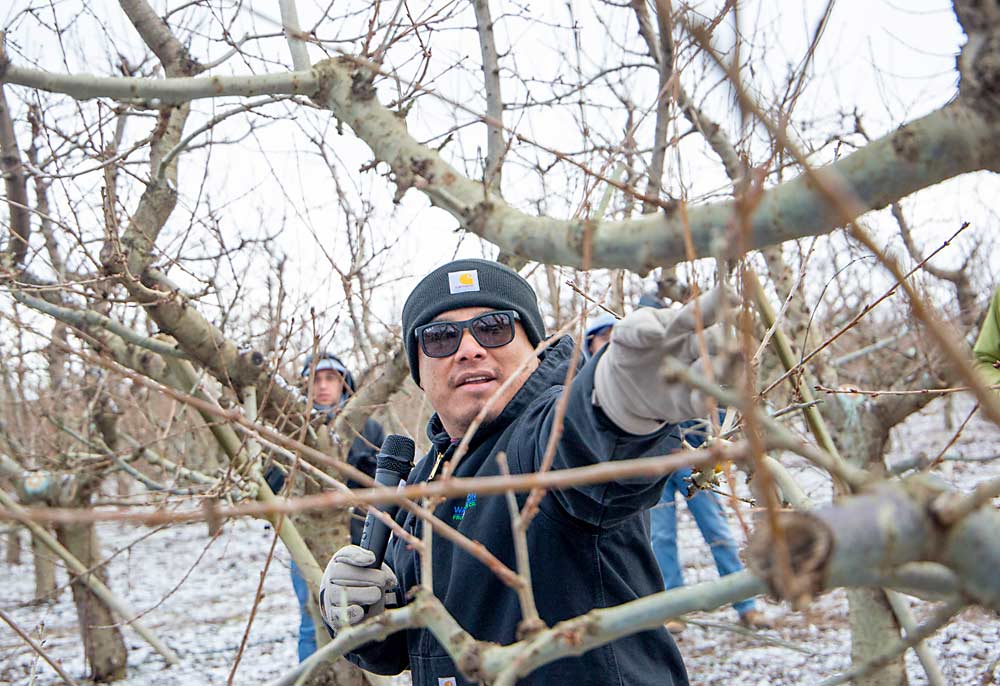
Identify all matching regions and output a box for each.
[2,395,999,685]
[2,516,302,685]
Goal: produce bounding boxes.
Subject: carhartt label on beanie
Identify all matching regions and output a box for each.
[402,258,545,385]
[447,269,480,294]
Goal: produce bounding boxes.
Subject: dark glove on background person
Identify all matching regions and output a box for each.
[319,545,398,632]
[594,287,736,434]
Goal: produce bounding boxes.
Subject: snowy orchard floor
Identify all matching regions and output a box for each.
[1,395,999,686]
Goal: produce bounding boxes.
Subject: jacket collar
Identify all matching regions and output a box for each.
[425,336,576,452]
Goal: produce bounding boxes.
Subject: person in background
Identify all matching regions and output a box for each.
[973,285,1000,389]
[650,421,772,633]
[584,311,616,358]
[266,352,385,662]
[634,291,771,634]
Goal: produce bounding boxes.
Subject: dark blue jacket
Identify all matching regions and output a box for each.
[349,337,688,686]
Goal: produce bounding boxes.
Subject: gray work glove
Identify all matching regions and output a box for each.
[594,288,736,434]
[319,545,398,632]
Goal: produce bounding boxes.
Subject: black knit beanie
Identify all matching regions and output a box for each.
[402,258,545,385]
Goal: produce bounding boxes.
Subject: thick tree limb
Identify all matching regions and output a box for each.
[279,0,311,71]
[748,479,1000,611]
[472,0,504,192]
[0,84,30,269]
[2,64,318,103]
[644,0,674,209]
[118,0,202,77]
[6,62,998,274]
[311,53,1000,271]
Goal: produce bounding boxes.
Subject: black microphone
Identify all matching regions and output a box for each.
[359,434,415,568]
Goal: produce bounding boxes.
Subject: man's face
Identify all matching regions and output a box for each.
[417,306,540,438]
[588,327,612,357]
[311,368,345,407]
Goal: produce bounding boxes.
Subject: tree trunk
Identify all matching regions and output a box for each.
[32,529,58,602]
[847,588,909,686]
[827,396,908,686]
[6,525,21,564]
[54,508,127,682]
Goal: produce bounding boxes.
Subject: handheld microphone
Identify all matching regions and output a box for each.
[359,434,415,568]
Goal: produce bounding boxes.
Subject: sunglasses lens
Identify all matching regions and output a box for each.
[421,323,462,357]
[472,313,515,348]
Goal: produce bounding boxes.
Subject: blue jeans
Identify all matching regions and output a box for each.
[649,467,755,616]
[291,561,317,662]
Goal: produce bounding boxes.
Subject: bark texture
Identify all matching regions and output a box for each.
[55,507,127,682]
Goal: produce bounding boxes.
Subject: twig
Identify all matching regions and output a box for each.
[932,475,1000,527]
[519,303,587,528]
[5,439,760,527]
[684,617,814,654]
[927,403,979,470]
[155,96,292,181]
[497,452,542,637]
[814,385,996,398]
[760,456,812,510]
[228,471,279,685]
[121,433,219,486]
[770,399,824,420]
[0,607,79,686]
[565,280,623,318]
[830,330,910,367]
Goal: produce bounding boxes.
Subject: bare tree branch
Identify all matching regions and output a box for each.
[0,84,30,269]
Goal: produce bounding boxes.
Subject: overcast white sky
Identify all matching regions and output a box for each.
[2,0,994,368]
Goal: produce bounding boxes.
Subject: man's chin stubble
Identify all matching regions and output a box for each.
[451,405,500,438]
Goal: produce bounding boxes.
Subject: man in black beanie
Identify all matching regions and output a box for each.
[320,258,730,686]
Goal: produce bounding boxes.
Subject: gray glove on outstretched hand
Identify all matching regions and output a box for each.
[594,288,734,434]
[319,545,398,632]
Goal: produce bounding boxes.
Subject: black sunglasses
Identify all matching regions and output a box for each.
[415,310,521,358]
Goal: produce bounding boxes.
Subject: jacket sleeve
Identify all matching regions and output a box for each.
[346,418,385,485]
[510,347,681,528]
[973,286,1000,389]
[346,632,410,675]
[367,419,387,454]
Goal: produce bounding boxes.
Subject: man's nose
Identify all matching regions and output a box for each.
[454,329,487,361]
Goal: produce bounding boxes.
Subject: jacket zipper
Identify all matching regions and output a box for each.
[427,451,445,481]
